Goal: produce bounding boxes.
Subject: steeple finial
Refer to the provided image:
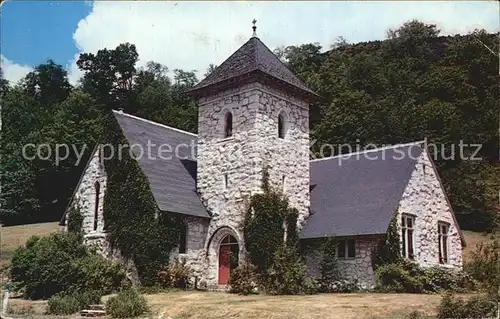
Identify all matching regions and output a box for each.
[252,19,257,37]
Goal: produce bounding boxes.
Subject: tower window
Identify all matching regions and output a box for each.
[93,181,100,231]
[224,112,233,138]
[224,174,229,189]
[278,112,287,139]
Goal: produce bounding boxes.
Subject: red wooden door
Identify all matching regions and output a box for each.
[218,245,231,284]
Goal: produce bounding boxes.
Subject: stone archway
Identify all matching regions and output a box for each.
[205,226,242,286]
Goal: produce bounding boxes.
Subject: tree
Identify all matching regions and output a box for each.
[21,60,72,107]
[204,64,218,78]
[318,237,339,292]
[386,20,440,40]
[77,43,139,111]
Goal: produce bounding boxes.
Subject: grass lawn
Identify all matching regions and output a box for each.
[143,291,447,319]
[7,290,455,319]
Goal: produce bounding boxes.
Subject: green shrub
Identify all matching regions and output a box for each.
[376,260,470,293]
[229,262,258,295]
[70,253,130,294]
[48,294,81,315]
[375,262,421,292]
[318,237,340,292]
[264,244,314,295]
[422,266,472,292]
[67,204,84,233]
[106,289,149,318]
[9,232,129,299]
[464,239,500,294]
[437,292,497,319]
[157,257,193,289]
[47,290,101,315]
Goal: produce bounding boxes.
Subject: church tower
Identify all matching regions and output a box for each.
[188,24,318,285]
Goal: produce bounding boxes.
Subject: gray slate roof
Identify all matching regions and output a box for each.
[189,36,318,96]
[302,143,424,239]
[114,111,209,218]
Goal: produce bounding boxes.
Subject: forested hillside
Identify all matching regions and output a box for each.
[1,21,498,231]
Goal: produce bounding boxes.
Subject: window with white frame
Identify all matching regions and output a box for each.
[337,239,356,259]
[438,222,449,264]
[401,215,415,260]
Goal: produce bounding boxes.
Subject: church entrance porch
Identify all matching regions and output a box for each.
[218,235,239,284]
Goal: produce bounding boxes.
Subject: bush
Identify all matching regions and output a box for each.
[70,253,130,294]
[157,257,193,289]
[464,239,500,294]
[67,204,84,233]
[375,260,470,293]
[422,266,473,292]
[48,294,80,315]
[9,232,129,299]
[106,289,149,318]
[437,292,497,319]
[229,262,258,295]
[375,262,421,293]
[318,237,340,292]
[264,244,315,295]
[47,290,102,315]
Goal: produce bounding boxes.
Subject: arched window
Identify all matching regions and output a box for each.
[224,112,233,138]
[179,222,187,254]
[278,112,287,139]
[93,181,100,231]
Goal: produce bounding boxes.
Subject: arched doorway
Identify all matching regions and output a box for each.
[218,234,239,284]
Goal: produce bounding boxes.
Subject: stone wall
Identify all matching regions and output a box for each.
[196,81,311,287]
[169,215,210,286]
[66,147,107,236]
[303,237,379,289]
[397,148,463,269]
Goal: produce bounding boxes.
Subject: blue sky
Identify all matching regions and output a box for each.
[1,1,498,84]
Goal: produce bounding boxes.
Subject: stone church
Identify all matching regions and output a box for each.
[61,29,464,289]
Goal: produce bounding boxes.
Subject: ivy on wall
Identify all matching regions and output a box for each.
[67,204,83,233]
[242,167,311,294]
[102,113,181,285]
[243,167,299,275]
[372,209,401,270]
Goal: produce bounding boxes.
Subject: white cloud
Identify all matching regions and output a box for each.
[0,55,32,84]
[67,1,499,84]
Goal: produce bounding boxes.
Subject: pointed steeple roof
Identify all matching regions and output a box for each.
[188,36,319,101]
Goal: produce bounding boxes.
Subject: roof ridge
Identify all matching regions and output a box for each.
[309,140,426,162]
[254,37,310,89]
[190,37,256,90]
[112,110,198,137]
